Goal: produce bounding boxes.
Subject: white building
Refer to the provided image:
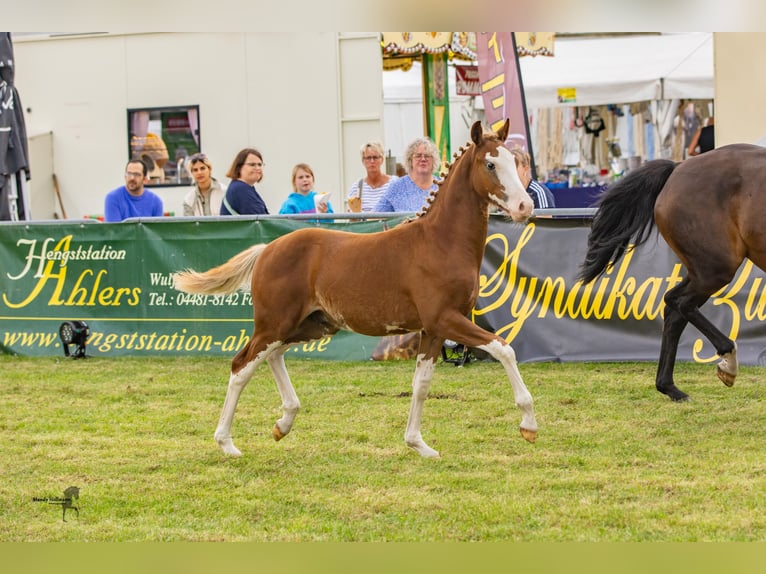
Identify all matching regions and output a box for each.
[13,32,383,219]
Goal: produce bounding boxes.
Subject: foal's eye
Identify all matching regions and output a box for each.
[486,161,496,171]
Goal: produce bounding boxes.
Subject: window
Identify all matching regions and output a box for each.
[127,105,200,186]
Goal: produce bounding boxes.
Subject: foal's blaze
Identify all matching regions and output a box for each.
[469,120,533,222]
[174,119,538,458]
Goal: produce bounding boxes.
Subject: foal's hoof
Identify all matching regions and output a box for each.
[717,367,736,388]
[216,437,242,457]
[520,427,537,443]
[406,440,440,459]
[272,424,286,441]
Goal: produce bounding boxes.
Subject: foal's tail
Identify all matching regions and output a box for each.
[578,159,677,284]
[173,244,267,294]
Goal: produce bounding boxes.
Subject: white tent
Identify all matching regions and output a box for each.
[519,32,713,108]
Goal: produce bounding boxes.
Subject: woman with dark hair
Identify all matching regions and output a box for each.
[220,147,269,215]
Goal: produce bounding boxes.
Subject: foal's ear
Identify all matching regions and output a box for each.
[497,118,510,142]
[470,121,484,145]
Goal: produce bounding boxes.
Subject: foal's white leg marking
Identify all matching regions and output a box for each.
[214,341,282,457]
[477,340,538,442]
[717,341,738,387]
[404,354,440,458]
[267,350,301,440]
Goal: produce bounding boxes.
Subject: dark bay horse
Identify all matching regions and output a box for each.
[174,120,538,458]
[579,143,766,401]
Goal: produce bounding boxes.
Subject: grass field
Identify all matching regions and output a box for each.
[1,354,765,542]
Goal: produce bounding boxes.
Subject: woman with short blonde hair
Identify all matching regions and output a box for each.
[347,141,397,212]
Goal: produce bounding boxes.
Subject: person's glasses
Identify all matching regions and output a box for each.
[363,155,382,161]
[244,161,264,168]
[189,153,207,162]
[125,171,143,178]
[413,153,432,161]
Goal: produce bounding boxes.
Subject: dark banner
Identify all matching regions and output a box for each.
[3,216,766,365]
[477,217,766,366]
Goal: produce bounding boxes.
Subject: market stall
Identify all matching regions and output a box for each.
[382,33,714,186]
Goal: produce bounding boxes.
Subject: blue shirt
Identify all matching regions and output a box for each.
[220,179,269,215]
[104,186,164,222]
[373,175,436,212]
[278,191,334,215]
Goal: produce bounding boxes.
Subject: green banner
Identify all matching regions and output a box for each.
[0,217,403,359]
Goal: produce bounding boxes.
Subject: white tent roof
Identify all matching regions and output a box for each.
[383,33,713,109]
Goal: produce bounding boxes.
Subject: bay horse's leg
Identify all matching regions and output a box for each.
[214,339,280,457]
[404,333,442,458]
[663,275,738,396]
[266,349,301,441]
[476,339,537,443]
[655,305,691,401]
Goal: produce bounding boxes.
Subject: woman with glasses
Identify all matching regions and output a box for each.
[347,141,397,212]
[182,153,226,216]
[373,137,440,213]
[220,148,269,216]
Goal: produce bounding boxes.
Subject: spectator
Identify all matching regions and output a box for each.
[183,153,225,216]
[374,137,440,212]
[279,163,334,216]
[104,159,164,222]
[687,116,715,156]
[510,148,556,209]
[347,141,397,212]
[220,148,269,215]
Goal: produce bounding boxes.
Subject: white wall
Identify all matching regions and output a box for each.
[13,32,383,219]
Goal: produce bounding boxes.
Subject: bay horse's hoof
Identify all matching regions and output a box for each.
[657,382,689,402]
[717,344,737,387]
[716,367,736,388]
[520,427,537,443]
[272,424,286,441]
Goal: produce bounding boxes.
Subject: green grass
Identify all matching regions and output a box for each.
[1,355,764,541]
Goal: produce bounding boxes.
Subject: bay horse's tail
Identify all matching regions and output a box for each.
[173,244,267,294]
[578,159,677,284]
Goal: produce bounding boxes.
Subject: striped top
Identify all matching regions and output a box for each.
[347,176,398,212]
[527,180,556,209]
